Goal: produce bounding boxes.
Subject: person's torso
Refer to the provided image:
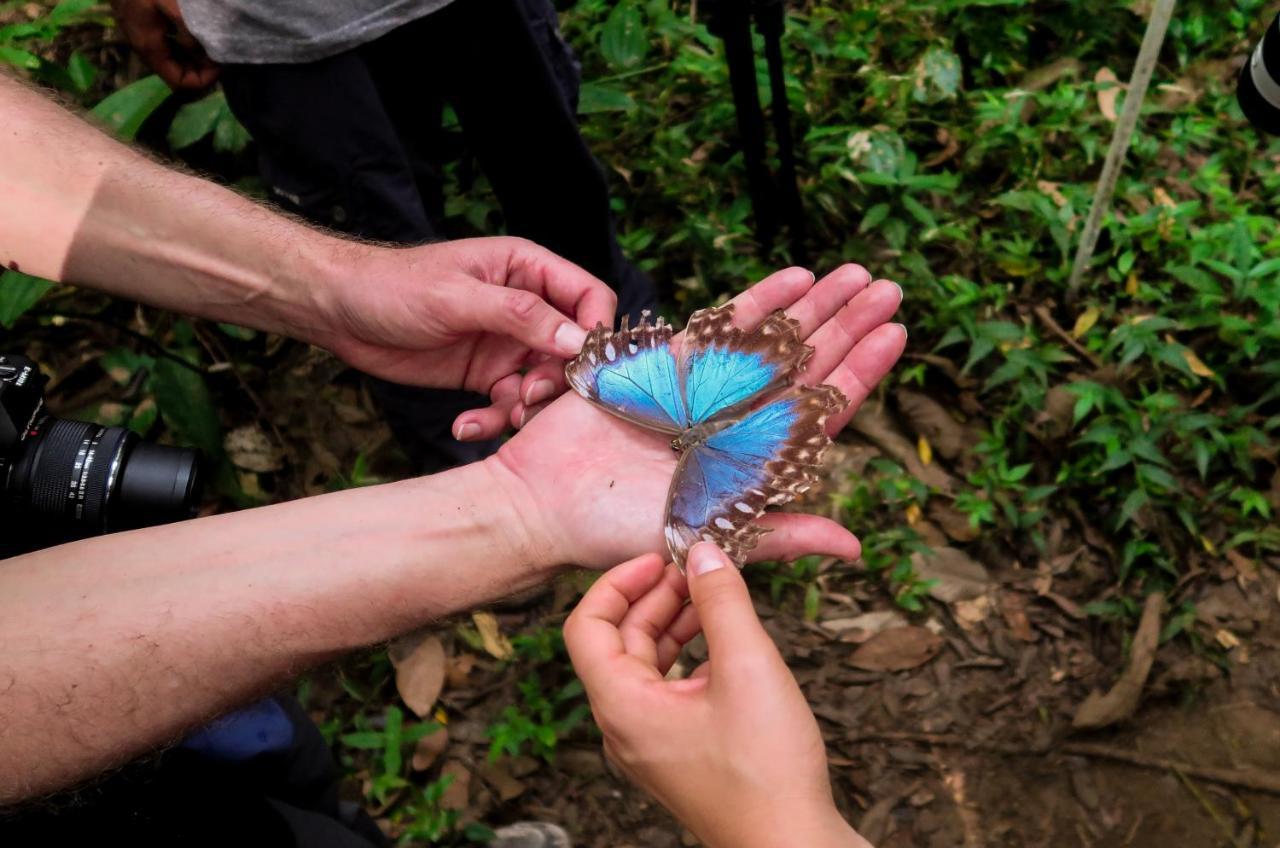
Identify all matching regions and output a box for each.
[176,0,458,63]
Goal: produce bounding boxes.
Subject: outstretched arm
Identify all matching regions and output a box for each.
[0,459,554,804]
[0,72,616,438]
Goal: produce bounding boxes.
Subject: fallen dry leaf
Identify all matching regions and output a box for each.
[223,424,284,473]
[918,434,933,466]
[1072,591,1164,729]
[851,404,956,494]
[1000,592,1037,642]
[472,611,514,660]
[411,726,449,771]
[445,653,477,688]
[440,760,471,810]
[1182,348,1216,378]
[952,595,991,630]
[1072,306,1100,339]
[388,633,446,719]
[478,760,528,802]
[849,626,944,672]
[1095,67,1122,121]
[821,609,908,642]
[911,546,990,603]
[896,388,973,461]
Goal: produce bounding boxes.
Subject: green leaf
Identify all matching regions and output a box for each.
[859,203,891,232]
[151,357,222,456]
[213,106,252,153]
[600,1,647,70]
[92,75,171,141]
[1118,488,1149,527]
[913,45,962,103]
[0,46,41,69]
[67,51,95,92]
[340,731,385,749]
[0,270,54,327]
[168,92,224,150]
[578,81,636,114]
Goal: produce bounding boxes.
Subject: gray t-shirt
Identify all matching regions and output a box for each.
[177,0,457,64]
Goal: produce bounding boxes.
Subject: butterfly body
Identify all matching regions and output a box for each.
[566,304,845,570]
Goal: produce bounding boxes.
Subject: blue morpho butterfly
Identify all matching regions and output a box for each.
[565,303,846,570]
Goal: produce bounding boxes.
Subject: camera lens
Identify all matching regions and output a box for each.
[1239,13,1280,135]
[6,414,202,536]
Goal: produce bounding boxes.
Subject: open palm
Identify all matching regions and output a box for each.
[495,265,907,570]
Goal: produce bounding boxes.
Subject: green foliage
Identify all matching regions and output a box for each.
[486,627,591,762]
[552,0,1280,600]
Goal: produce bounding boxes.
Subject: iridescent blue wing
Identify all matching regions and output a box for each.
[664,384,846,569]
[565,311,687,434]
[677,303,812,426]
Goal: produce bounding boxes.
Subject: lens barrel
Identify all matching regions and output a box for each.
[6,415,202,536]
[1239,13,1280,135]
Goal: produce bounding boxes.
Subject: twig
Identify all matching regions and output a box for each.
[1172,767,1239,845]
[1032,305,1104,368]
[1066,0,1177,301]
[844,731,1280,795]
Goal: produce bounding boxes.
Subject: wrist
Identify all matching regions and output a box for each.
[470,454,567,580]
[706,798,866,848]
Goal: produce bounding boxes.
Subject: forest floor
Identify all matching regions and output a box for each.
[175,339,1280,848]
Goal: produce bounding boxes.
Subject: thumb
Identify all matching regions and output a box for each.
[685,542,777,665]
[456,282,588,358]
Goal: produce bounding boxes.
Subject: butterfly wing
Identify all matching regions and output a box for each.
[664,384,847,569]
[677,303,812,426]
[565,311,687,434]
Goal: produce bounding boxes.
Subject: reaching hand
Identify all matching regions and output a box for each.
[314,237,617,442]
[110,0,220,90]
[565,545,872,848]
[493,264,906,570]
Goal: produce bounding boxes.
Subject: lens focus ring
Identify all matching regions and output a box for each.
[27,418,96,517]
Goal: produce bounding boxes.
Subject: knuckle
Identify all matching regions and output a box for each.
[503,289,543,325]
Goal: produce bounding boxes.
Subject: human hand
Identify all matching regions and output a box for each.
[313,237,617,441]
[110,0,219,90]
[491,264,905,570]
[564,544,873,848]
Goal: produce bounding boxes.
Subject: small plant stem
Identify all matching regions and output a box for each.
[1066,0,1177,302]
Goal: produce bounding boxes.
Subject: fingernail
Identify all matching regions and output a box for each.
[517,407,528,429]
[689,542,728,576]
[455,422,481,441]
[554,323,587,356]
[525,379,555,406]
[893,282,904,302]
[894,322,908,339]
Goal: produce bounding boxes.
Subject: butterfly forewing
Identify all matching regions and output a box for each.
[678,303,813,425]
[565,312,686,434]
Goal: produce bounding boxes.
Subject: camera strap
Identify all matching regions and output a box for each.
[704,0,807,263]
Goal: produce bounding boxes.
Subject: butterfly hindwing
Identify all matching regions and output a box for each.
[678,303,812,425]
[664,384,847,569]
[566,311,686,434]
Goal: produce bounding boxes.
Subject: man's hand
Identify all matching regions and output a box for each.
[314,237,617,442]
[565,546,873,848]
[490,264,906,570]
[110,0,219,90]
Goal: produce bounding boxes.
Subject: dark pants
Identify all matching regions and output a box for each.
[221,0,655,471]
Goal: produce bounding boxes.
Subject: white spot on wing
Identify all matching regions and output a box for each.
[714,517,734,530]
[734,501,753,514]
[604,342,617,361]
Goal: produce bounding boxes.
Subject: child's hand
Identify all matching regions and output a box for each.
[565,543,873,848]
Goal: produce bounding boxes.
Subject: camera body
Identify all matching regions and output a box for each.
[1,353,203,554]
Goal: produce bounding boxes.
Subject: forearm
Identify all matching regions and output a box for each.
[0,457,555,803]
[0,72,352,338]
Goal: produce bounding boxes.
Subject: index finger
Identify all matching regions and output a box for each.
[509,244,617,333]
[563,554,667,693]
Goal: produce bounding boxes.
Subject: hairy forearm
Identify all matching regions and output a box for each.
[0,457,554,804]
[0,72,353,338]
